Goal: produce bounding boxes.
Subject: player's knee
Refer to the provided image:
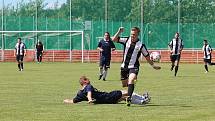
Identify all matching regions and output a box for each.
[121,80,128,87]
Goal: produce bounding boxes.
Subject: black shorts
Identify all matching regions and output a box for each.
[99,56,110,68]
[37,51,43,57]
[16,55,24,62]
[120,67,139,80]
[96,90,122,104]
[170,54,181,62]
[204,59,211,64]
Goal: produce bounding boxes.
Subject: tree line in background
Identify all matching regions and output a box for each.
[1,0,215,23]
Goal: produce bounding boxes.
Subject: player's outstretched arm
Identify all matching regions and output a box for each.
[112,27,124,42]
[87,91,94,104]
[145,56,161,70]
[63,99,74,104]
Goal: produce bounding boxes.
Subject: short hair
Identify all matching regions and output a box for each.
[104,32,110,36]
[131,27,140,34]
[204,39,208,43]
[17,37,21,40]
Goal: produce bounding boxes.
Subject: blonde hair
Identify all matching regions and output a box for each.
[79,76,90,86]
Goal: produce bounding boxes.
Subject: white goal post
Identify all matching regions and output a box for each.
[0,30,85,62]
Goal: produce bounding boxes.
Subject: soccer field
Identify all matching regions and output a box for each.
[0,62,215,121]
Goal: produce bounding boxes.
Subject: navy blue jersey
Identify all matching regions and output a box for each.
[73,84,122,104]
[97,39,115,60]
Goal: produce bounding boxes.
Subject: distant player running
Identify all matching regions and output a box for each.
[168,32,184,76]
[202,39,215,73]
[14,38,27,71]
[63,76,150,105]
[97,32,116,81]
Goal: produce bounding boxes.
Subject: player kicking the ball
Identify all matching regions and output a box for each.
[112,27,161,106]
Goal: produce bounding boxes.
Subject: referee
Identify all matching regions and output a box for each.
[14,38,27,71]
[168,32,184,76]
[35,41,44,63]
[112,27,161,106]
[202,39,215,73]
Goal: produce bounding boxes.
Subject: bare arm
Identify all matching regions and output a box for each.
[145,56,161,70]
[87,91,94,103]
[97,47,103,52]
[14,49,16,57]
[112,27,124,42]
[63,99,74,104]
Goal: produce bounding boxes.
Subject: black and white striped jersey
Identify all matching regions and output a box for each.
[117,37,149,69]
[202,44,212,59]
[168,38,184,55]
[15,42,26,55]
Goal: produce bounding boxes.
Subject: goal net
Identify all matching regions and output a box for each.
[0,30,85,62]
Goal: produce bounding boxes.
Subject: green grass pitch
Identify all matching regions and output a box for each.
[0,62,215,121]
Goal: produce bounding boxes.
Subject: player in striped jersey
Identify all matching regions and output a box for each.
[14,38,27,71]
[112,27,161,106]
[202,39,215,73]
[168,32,184,76]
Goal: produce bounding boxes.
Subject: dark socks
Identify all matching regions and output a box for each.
[128,84,135,98]
[18,64,21,70]
[40,57,42,62]
[175,66,179,76]
[21,63,23,69]
[210,63,215,65]
[204,65,208,72]
[171,65,174,71]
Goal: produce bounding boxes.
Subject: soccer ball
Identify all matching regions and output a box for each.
[150,51,161,62]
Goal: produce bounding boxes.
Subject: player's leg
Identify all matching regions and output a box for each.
[36,52,40,63]
[174,55,180,76]
[98,58,104,80]
[102,60,110,81]
[208,59,215,66]
[126,73,136,106]
[16,55,21,71]
[120,68,129,87]
[131,92,151,105]
[170,55,175,71]
[39,52,43,62]
[204,59,209,73]
[20,55,24,71]
[118,90,151,105]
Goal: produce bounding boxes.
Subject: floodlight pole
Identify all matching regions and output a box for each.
[81,31,84,63]
[140,0,144,42]
[69,0,72,62]
[178,0,180,33]
[105,0,108,31]
[35,1,38,41]
[1,0,4,61]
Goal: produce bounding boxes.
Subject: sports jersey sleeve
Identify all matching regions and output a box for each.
[73,90,84,103]
[141,44,150,57]
[85,85,94,92]
[209,45,212,51]
[168,40,173,50]
[117,37,129,45]
[97,41,102,48]
[24,43,27,49]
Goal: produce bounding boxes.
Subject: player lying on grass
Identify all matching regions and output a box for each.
[63,76,150,105]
